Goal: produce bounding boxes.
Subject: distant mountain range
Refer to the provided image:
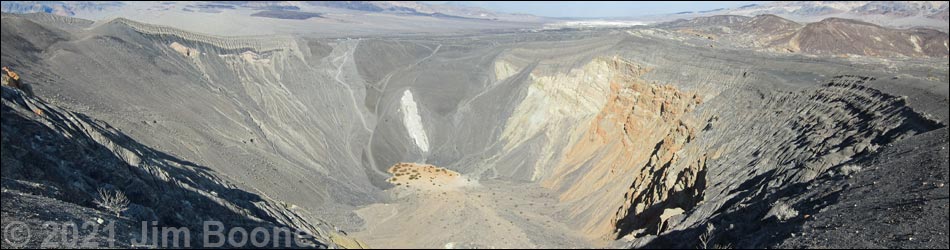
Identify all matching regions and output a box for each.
[658,14,949,58]
[0,1,543,22]
[672,1,949,32]
[0,1,548,36]
[0,1,125,16]
[727,1,946,17]
[305,1,532,20]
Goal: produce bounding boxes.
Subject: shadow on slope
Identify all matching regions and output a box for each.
[632,78,947,248]
[1,86,333,248]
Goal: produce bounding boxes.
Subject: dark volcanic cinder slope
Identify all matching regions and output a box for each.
[777,127,949,249]
[1,86,359,248]
[2,12,949,249]
[626,75,947,248]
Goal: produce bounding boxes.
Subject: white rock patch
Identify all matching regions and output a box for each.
[169,42,198,58]
[909,35,923,54]
[400,90,430,153]
[240,51,271,64]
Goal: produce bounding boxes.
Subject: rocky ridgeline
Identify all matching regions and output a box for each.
[13,12,94,29]
[110,17,297,53]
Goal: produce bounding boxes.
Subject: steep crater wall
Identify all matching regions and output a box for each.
[487,54,945,245]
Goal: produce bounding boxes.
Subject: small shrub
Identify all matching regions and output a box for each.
[839,165,862,176]
[94,188,130,217]
[697,225,714,249]
[696,224,733,249]
[766,202,798,222]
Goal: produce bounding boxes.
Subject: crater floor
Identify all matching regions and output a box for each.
[354,178,595,249]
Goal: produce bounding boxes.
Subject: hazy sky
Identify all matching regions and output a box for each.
[450,1,760,18]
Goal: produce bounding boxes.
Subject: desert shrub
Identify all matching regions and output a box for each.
[765,202,798,222]
[839,165,862,176]
[697,224,733,249]
[95,188,130,216]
